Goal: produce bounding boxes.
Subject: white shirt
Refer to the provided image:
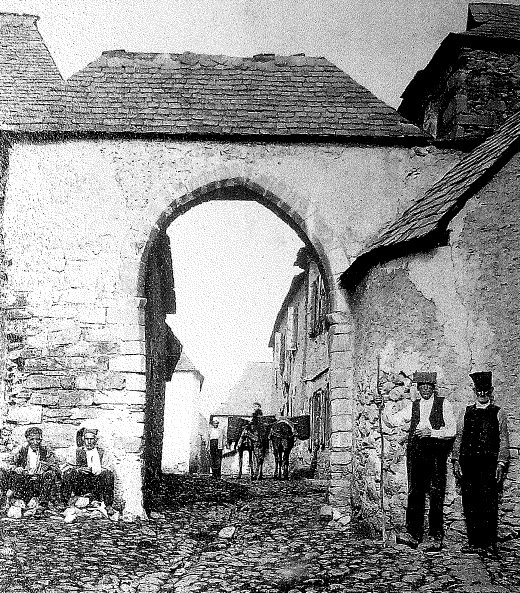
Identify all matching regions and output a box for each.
[384,397,457,439]
[86,448,102,475]
[209,426,224,449]
[27,447,39,471]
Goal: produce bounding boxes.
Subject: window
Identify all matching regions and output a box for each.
[286,306,298,351]
[310,386,331,451]
[309,274,327,337]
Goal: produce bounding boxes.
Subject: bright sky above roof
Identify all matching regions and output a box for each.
[0,0,512,108]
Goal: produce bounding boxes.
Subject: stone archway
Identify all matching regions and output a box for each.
[119,169,356,517]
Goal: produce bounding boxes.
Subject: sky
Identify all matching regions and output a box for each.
[3,0,518,107]
[3,0,519,413]
[166,203,303,414]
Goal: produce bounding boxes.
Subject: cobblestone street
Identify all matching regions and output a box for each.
[0,477,518,593]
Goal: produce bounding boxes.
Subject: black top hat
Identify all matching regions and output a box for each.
[470,371,493,391]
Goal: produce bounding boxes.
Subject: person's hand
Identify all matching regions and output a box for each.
[496,464,506,483]
[14,467,25,475]
[452,460,462,480]
[78,466,92,474]
[415,427,432,438]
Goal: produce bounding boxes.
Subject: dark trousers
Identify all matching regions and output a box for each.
[461,459,498,548]
[209,440,222,478]
[0,468,10,489]
[10,470,58,504]
[62,468,114,506]
[406,438,451,541]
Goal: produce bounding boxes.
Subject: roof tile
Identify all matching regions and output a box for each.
[340,109,520,287]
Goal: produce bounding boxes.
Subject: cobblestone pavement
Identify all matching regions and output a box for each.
[0,476,518,593]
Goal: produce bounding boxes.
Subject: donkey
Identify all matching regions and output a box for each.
[270,419,296,480]
[236,419,272,480]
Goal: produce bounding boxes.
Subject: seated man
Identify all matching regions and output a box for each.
[61,427,116,514]
[7,426,60,508]
[0,423,16,506]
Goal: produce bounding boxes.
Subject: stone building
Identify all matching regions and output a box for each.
[340,110,520,537]
[399,2,520,142]
[161,352,204,475]
[1,4,519,531]
[269,248,330,478]
[0,11,462,520]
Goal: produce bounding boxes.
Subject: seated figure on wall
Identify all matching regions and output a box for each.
[7,426,60,509]
[0,422,17,507]
[61,426,116,515]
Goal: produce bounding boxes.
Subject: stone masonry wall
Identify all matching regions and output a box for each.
[1,137,460,517]
[426,47,520,141]
[349,151,520,540]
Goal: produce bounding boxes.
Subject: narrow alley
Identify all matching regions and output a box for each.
[0,477,518,593]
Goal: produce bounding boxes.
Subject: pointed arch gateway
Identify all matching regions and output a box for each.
[118,169,355,517]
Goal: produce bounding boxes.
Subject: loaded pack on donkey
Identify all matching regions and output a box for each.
[227,414,310,480]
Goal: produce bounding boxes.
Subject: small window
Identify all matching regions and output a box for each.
[309,274,327,337]
[310,386,331,451]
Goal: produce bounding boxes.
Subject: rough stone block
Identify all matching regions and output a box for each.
[43,408,73,420]
[93,390,144,406]
[330,451,352,466]
[115,324,145,342]
[77,305,107,325]
[120,340,146,355]
[330,398,353,416]
[70,407,108,421]
[7,405,42,424]
[75,374,98,390]
[331,415,353,433]
[84,327,117,342]
[115,436,142,454]
[24,375,62,390]
[329,333,351,353]
[331,432,353,448]
[109,355,146,373]
[329,368,354,389]
[49,328,82,346]
[97,373,126,390]
[106,306,145,326]
[125,373,146,391]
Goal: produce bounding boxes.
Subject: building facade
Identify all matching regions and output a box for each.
[269,249,330,478]
[0,4,519,536]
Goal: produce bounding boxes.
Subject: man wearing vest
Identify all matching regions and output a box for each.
[61,427,116,514]
[379,371,456,551]
[7,426,59,509]
[452,371,509,559]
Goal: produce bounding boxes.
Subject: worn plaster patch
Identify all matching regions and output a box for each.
[407,247,496,371]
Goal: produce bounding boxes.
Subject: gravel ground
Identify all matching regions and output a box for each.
[0,475,518,593]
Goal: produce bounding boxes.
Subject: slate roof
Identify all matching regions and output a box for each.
[339,109,520,288]
[0,13,62,128]
[33,50,424,138]
[465,2,520,43]
[268,272,306,348]
[399,3,520,124]
[0,11,425,139]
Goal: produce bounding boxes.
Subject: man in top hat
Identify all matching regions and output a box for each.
[377,371,456,551]
[6,426,60,508]
[452,371,509,558]
[61,426,116,514]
